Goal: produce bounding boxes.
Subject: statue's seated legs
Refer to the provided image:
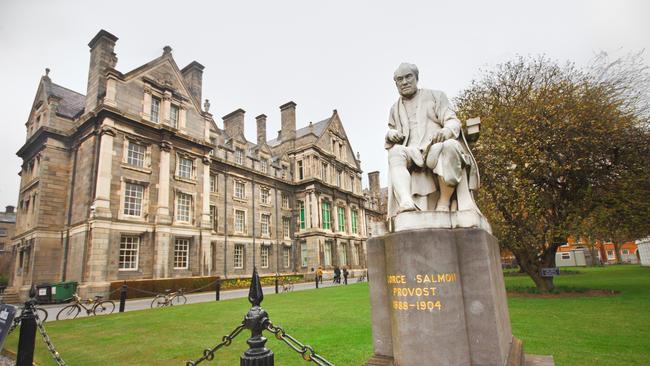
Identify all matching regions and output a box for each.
[426,139,472,211]
[388,145,418,213]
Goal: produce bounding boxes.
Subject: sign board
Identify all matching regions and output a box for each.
[0,304,17,351]
[541,267,560,277]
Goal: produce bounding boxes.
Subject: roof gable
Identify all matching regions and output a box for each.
[316,111,361,170]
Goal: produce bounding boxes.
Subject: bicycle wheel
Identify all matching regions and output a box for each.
[57,305,80,320]
[172,294,187,305]
[93,300,115,316]
[151,295,167,308]
[35,307,48,322]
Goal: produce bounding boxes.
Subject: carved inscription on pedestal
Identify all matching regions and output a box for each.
[387,273,458,311]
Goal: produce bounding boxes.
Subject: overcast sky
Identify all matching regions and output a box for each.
[0,0,648,207]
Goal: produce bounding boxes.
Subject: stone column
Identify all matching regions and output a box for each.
[156,142,172,223]
[92,118,115,219]
[200,156,213,276]
[161,90,171,125]
[310,191,318,229]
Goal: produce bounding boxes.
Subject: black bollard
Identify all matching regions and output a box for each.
[17,286,38,366]
[215,279,221,301]
[119,283,127,313]
[274,274,279,294]
[241,267,274,366]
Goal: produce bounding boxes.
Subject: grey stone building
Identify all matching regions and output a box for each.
[9,30,370,299]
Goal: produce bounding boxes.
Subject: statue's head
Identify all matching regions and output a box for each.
[394,63,419,98]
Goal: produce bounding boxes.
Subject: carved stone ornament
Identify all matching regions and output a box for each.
[160,140,173,152]
[100,126,116,137]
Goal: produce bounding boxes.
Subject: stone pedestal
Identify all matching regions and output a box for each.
[368,227,544,366]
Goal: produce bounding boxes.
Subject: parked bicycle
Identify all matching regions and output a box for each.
[150,288,187,308]
[17,305,48,323]
[56,294,115,320]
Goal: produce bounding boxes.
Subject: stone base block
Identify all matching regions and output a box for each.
[368,228,525,366]
[364,353,555,366]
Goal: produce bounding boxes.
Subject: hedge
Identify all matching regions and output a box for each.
[108,274,305,300]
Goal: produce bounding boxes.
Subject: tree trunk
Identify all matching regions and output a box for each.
[528,271,555,293]
[514,249,556,293]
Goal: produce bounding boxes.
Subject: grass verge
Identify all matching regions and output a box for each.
[4,265,650,365]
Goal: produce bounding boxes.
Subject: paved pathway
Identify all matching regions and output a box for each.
[36,279,356,322]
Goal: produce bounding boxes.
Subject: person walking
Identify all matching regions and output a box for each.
[316,266,323,285]
[334,266,341,284]
[343,267,349,285]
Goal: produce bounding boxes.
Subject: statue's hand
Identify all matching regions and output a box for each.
[432,128,454,144]
[386,129,404,143]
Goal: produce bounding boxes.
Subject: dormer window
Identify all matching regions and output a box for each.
[151,96,161,122]
[260,159,268,174]
[235,148,244,165]
[170,104,179,128]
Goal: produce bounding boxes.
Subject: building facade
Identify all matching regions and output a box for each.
[0,206,16,280]
[9,30,370,299]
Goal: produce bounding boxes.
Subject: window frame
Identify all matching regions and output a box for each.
[260,246,270,268]
[283,247,291,268]
[173,238,190,269]
[261,213,271,236]
[126,141,147,168]
[301,242,308,267]
[234,180,246,200]
[175,192,193,223]
[177,156,194,180]
[234,244,245,269]
[234,209,246,234]
[119,235,140,271]
[170,104,180,128]
[322,201,331,230]
[123,182,145,217]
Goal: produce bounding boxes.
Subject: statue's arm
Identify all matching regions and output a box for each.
[385,104,403,148]
[436,91,461,140]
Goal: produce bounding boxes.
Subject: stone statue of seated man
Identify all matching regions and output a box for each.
[386,63,484,227]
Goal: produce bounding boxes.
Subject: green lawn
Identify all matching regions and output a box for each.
[4,265,650,365]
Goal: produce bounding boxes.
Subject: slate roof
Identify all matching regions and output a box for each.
[0,212,16,224]
[48,82,85,119]
[267,117,330,147]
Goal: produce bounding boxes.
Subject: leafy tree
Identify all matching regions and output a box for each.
[455,55,650,292]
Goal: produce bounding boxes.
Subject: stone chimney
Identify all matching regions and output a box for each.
[180,61,204,105]
[368,171,380,194]
[256,114,267,145]
[279,101,296,141]
[85,29,118,113]
[5,205,14,214]
[223,109,246,140]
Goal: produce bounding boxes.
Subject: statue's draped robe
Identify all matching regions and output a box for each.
[385,89,479,217]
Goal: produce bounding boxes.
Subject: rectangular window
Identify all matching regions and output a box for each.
[622,249,629,255]
[178,157,193,179]
[235,210,246,233]
[234,181,246,199]
[176,192,192,222]
[607,250,615,259]
[260,187,270,204]
[339,243,347,266]
[337,207,346,232]
[283,247,291,268]
[561,252,571,260]
[322,201,331,230]
[351,209,358,234]
[301,242,308,267]
[324,241,332,266]
[235,148,244,165]
[260,159,268,174]
[174,238,190,269]
[119,236,140,270]
[283,217,291,239]
[321,162,328,182]
[170,104,179,128]
[151,96,161,122]
[299,201,306,229]
[282,193,289,209]
[123,182,144,216]
[210,205,218,231]
[127,142,146,167]
[297,160,304,180]
[336,170,342,187]
[261,214,271,236]
[210,174,216,193]
[261,246,269,268]
[234,244,244,269]
[353,243,360,266]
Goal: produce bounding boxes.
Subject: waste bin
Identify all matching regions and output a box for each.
[36,283,53,304]
[52,281,78,303]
